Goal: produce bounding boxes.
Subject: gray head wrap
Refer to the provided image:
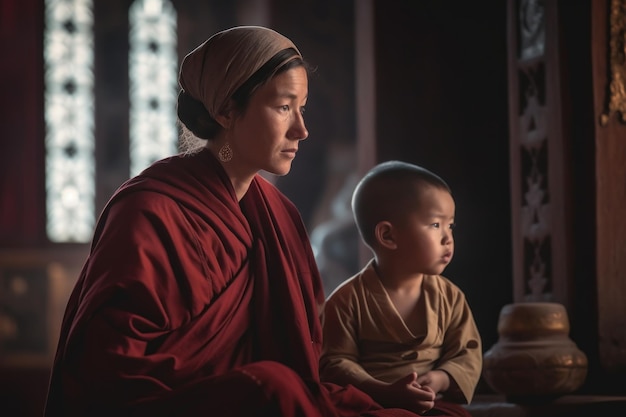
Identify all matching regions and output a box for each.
[178,26,302,119]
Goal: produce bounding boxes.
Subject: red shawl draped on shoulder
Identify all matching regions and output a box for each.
[44,149,418,417]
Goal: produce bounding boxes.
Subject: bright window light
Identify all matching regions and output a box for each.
[129,0,178,177]
[44,0,95,243]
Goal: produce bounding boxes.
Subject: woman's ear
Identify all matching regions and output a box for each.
[215,100,236,129]
[374,221,397,250]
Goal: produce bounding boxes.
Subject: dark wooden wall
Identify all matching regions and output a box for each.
[357,0,512,360]
[0,0,46,247]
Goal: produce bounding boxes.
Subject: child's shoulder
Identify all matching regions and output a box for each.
[327,272,364,301]
[325,265,380,307]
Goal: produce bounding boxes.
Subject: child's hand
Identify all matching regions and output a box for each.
[384,372,436,415]
[416,370,450,395]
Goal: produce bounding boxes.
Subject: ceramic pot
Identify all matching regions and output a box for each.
[482,302,588,403]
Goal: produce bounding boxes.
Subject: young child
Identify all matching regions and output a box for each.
[320,161,482,416]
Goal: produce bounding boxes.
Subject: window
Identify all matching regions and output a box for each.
[43,0,178,242]
[129,0,178,177]
[44,0,95,243]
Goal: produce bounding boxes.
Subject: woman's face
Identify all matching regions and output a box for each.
[228,65,309,177]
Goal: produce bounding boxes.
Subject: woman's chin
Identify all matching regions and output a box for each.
[267,163,293,177]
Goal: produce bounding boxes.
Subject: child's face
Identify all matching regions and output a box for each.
[393,186,456,276]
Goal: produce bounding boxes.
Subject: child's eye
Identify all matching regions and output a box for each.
[449,223,456,230]
[431,223,440,228]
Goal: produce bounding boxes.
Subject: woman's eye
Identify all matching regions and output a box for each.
[300,107,306,115]
[281,105,289,111]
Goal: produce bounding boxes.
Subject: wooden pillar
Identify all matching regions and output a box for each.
[355,0,377,266]
[592,0,626,377]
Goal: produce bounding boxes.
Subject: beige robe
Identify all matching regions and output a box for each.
[320,260,482,404]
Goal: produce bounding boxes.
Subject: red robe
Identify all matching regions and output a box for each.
[44,149,420,417]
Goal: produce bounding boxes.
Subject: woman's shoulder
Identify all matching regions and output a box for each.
[252,174,305,225]
[111,186,180,213]
[254,174,296,204]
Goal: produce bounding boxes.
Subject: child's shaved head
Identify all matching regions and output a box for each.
[351,160,451,249]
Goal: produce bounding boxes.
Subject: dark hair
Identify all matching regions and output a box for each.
[177,48,309,140]
[351,160,451,249]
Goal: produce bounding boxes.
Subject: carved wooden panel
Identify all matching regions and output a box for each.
[509,0,626,386]
[600,0,626,126]
[509,0,573,305]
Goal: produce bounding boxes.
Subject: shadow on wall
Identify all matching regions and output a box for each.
[310,171,361,297]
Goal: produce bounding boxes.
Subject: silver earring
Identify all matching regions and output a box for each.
[218,142,233,162]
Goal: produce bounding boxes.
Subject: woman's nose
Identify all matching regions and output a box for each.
[290,112,308,140]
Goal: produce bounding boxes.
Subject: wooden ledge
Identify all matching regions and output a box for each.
[464,394,626,417]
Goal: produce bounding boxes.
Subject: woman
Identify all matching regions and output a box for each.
[44,26,418,417]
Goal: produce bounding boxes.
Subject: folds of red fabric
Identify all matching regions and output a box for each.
[44,150,420,417]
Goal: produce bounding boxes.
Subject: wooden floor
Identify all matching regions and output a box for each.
[0,366,49,417]
[1,367,626,417]
[465,394,626,417]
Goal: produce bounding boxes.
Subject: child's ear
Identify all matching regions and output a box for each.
[214,100,236,129]
[375,221,397,250]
